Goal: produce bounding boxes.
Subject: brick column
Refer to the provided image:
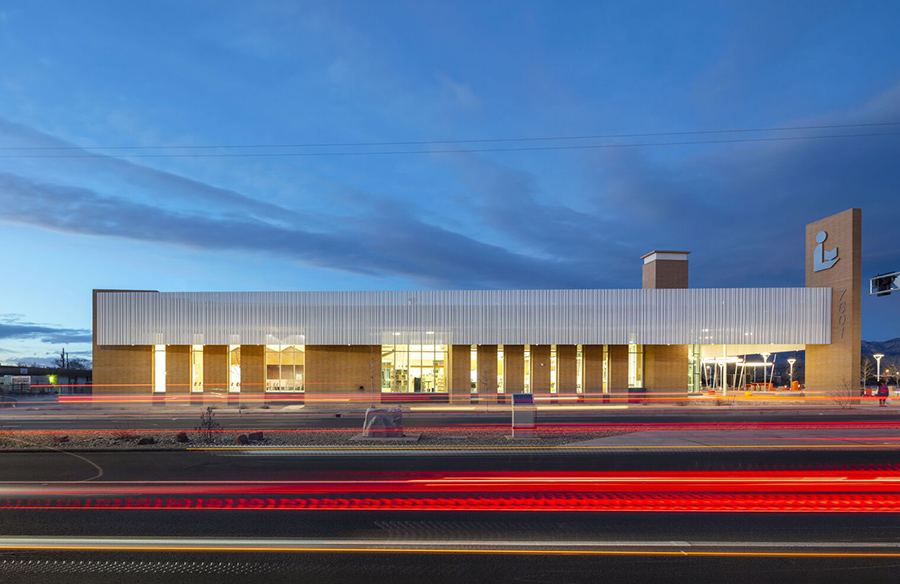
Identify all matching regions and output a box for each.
[166,345,191,395]
[92,345,153,395]
[304,345,381,406]
[556,345,577,393]
[504,345,525,393]
[531,345,551,394]
[240,345,265,400]
[608,345,629,394]
[476,345,498,399]
[582,345,605,394]
[203,345,228,397]
[448,345,472,404]
[805,208,862,399]
[644,345,688,399]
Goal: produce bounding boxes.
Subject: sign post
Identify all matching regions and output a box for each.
[805,209,862,399]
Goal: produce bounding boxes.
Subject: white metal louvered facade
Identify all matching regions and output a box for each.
[95,288,831,347]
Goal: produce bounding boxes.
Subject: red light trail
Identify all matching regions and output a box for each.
[2,470,899,512]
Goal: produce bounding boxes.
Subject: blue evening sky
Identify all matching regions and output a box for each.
[1,0,899,364]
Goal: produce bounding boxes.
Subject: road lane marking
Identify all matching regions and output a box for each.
[0,435,103,482]
[2,537,900,557]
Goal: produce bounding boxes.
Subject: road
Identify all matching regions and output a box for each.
[1,407,898,431]
[0,449,899,582]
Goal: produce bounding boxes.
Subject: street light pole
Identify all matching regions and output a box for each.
[787,358,796,387]
[761,352,770,390]
[875,354,885,381]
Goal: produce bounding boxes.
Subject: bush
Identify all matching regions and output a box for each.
[196,407,221,443]
[175,431,190,443]
[113,427,136,441]
[715,396,736,408]
[832,380,857,409]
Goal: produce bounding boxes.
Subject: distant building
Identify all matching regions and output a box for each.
[0,365,92,395]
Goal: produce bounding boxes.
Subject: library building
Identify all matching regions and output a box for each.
[92,209,861,403]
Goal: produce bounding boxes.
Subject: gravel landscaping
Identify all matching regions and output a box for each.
[0,428,634,450]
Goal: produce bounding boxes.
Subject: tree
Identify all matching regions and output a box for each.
[67,358,91,370]
[883,360,900,386]
[367,346,380,407]
[14,361,41,368]
[53,348,68,369]
[861,357,876,386]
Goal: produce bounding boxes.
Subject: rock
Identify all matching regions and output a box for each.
[175,431,190,443]
[248,432,264,442]
[54,435,69,443]
[233,434,250,445]
[137,437,155,445]
[362,407,404,438]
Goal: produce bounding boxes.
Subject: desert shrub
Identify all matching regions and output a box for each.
[196,407,221,442]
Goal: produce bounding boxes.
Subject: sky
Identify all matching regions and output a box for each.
[1,0,899,365]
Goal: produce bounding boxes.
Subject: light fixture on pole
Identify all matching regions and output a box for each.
[787,358,796,386]
[761,352,770,389]
[874,354,885,381]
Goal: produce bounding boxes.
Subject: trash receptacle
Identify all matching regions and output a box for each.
[628,387,647,404]
[511,393,536,439]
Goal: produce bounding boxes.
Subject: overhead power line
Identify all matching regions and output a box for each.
[0,131,898,159]
[0,121,898,152]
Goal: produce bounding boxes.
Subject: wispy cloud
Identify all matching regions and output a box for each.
[0,164,586,289]
[437,74,481,111]
[0,317,92,344]
[0,117,301,224]
[582,83,900,286]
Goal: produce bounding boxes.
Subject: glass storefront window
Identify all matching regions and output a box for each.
[266,345,305,392]
[524,345,531,393]
[602,345,609,393]
[549,345,558,393]
[191,345,203,393]
[228,345,241,393]
[688,344,702,393]
[380,345,447,393]
[381,347,394,392]
[628,344,644,388]
[497,345,505,394]
[153,345,165,393]
[576,345,583,394]
[470,345,477,393]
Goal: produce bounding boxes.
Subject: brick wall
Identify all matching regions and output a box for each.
[305,345,381,405]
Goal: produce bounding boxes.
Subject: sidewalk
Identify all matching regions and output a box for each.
[2,398,899,417]
[568,426,900,451]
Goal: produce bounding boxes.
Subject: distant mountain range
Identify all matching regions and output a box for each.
[862,338,900,358]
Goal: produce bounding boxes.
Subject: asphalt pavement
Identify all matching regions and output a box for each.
[2,436,900,582]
